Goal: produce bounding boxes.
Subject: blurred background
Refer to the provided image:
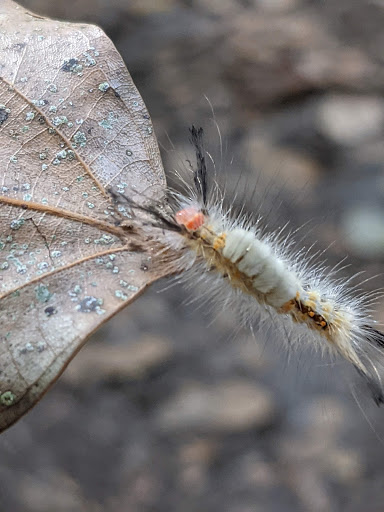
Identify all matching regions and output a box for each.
[3,0,384,510]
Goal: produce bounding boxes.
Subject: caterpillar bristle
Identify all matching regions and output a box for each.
[365,325,384,349]
[190,125,208,207]
[354,365,384,407]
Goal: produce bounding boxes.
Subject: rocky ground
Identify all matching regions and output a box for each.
[3,0,384,510]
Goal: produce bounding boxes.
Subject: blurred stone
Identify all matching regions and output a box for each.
[247,460,276,487]
[179,438,218,466]
[279,396,350,470]
[296,47,375,89]
[286,396,348,441]
[237,338,270,371]
[323,448,362,483]
[240,453,277,488]
[122,0,176,15]
[286,466,334,512]
[118,471,162,510]
[317,95,384,145]
[303,396,348,439]
[225,12,377,109]
[279,396,362,510]
[225,14,314,107]
[17,0,128,29]
[179,464,208,495]
[244,136,320,192]
[178,439,217,494]
[18,0,175,19]
[156,380,276,432]
[254,0,301,11]
[19,471,92,512]
[194,0,242,16]
[36,391,75,427]
[341,205,384,259]
[63,336,174,385]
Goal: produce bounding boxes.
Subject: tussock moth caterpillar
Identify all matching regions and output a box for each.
[113,126,384,405]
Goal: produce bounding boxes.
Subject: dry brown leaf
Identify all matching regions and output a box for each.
[0,0,173,431]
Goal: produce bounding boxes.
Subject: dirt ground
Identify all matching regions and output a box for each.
[3,0,384,510]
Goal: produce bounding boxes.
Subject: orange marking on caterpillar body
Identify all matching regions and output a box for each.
[213,233,226,251]
[280,299,295,313]
[175,207,206,231]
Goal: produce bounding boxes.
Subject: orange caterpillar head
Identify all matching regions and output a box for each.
[175,207,205,231]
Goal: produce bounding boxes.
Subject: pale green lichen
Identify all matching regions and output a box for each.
[94,234,114,245]
[83,52,96,67]
[62,59,83,73]
[76,295,103,313]
[56,149,67,160]
[72,131,87,147]
[115,290,128,301]
[34,284,52,303]
[10,219,24,230]
[7,255,26,274]
[98,82,110,92]
[67,150,76,161]
[0,391,15,407]
[52,115,68,127]
[99,112,117,130]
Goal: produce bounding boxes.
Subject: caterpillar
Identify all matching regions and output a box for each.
[112,126,384,405]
